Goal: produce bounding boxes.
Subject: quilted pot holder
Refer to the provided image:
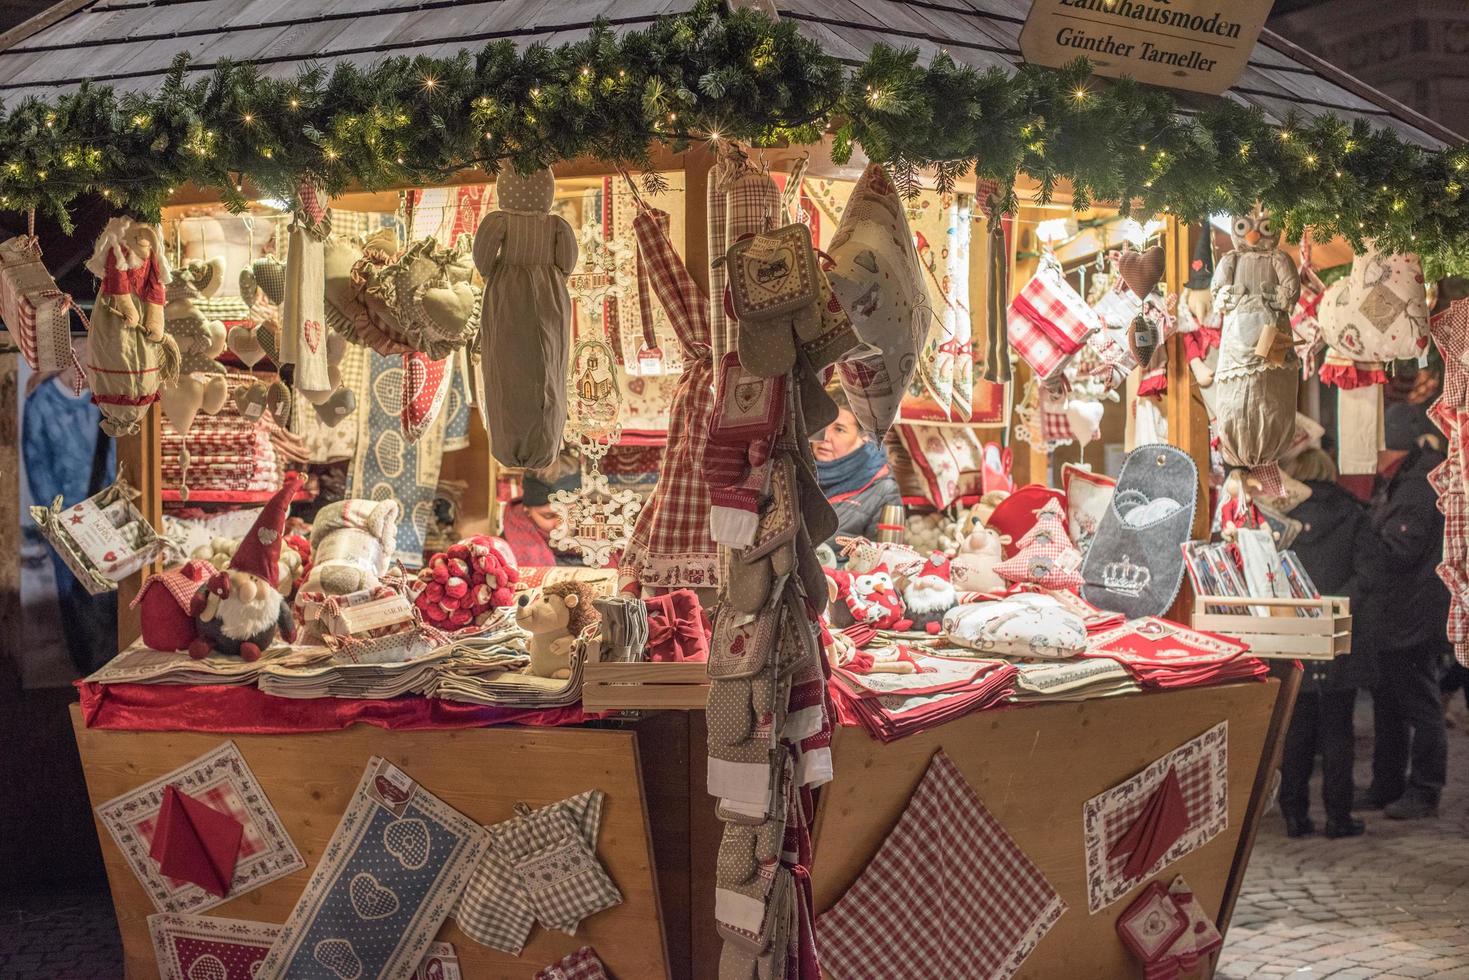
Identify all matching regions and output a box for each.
[494,802,622,936]
[1081,444,1198,619]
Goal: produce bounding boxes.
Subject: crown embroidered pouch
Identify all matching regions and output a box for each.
[1081,444,1198,619]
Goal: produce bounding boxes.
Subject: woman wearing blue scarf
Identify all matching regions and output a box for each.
[810,388,901,547]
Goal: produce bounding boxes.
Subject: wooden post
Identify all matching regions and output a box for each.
[1165,216,1212,541]
[114,409,162,652]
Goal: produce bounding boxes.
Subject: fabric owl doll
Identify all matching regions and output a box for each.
[1210,204,1301,484]
[474,165,579,469]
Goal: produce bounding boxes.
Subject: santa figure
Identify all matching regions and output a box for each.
[902,553,958,635]
[189,473,302,661]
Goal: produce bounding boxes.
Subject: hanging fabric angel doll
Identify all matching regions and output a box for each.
[1211,203,1300,496]
[474,165,579,470]
[83,217,180,436]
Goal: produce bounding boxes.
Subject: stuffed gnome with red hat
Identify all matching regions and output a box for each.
[188,473,302,661]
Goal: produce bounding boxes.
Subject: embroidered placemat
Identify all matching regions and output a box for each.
[1082,720,1229,913]
[148,913,460,980]
[95,742,304,914]
[256,757,488,980]
[817,750,1064,979]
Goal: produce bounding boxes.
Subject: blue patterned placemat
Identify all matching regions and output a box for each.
[257,757,488,980]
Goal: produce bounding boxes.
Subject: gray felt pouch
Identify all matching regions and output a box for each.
[1080,443,1197,619]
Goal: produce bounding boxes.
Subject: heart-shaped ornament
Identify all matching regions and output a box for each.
[159,375,206,434]
[1066,398,1106,447]
[255,322,280,364]
[233,382,269,421]
[314,387,357,427]
[249,256,287,305]
[1118,245,1166,299]
[200,374,230,414]
[227,325,266,367]
[266,380,292,424]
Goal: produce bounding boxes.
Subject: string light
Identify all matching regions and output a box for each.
[422,75,438,90]
[242,112,254,125]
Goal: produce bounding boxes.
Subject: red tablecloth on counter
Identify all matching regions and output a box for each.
[76,681,597,734]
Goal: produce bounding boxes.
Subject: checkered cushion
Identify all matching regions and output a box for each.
[1007,270,1100,380]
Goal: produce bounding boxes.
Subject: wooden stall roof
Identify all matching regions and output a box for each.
[0,0,1457,150]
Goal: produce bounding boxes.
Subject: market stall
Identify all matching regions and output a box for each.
[2,1,1465,979]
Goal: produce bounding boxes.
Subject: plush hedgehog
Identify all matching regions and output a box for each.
[851,566,911,632]
[514,580,601,679]
[901,553,958,635]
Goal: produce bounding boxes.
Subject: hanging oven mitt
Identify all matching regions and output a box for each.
[727,223,821,378]
[715,815,786,949]
[1080,444,1198,619]
[495,801,622,936]
[706,352,787,489]
[709,589,783,681]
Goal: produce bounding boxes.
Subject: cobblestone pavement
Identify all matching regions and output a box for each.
[1217,713,1469,979]
[0,884,122,979]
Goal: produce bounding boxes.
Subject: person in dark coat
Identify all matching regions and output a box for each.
[810,388,901,549]
[1276,448,1380,838]
[1357,401,1450,820]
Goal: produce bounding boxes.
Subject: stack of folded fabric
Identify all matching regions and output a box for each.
[1008,658,1141,703]
[428,631,589,708]
[256,644,455,699]
[161,374,283,494]
[1082,617,1267,689]
[828,649,1017,742]
[86,641,329,686]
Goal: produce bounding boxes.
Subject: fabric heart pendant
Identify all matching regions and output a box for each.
[200,374,229,414]
[255,322,280,365]
[1129,312,1160,366]
[266,380,292,424]
[313,387,357,427]
[227,325,266,367]
[247,256,287,305]
[159,375,207,435]
[1119,245,1166,300]
[232,382,269,421]
[401,353,450,443]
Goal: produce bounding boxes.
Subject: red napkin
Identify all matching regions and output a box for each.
[148,785,244,898]
[1108,766,1190,880]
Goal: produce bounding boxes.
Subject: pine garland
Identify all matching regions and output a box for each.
[1,0,1465,268]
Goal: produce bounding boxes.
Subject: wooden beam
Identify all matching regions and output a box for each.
[0,0,91,56]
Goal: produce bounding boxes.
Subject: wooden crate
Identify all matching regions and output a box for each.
[1192,594,1351,660]
[583,660,710,711]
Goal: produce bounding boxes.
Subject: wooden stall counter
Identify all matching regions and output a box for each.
[70,708,670,980]
[812,677,1293,980]
[72,671,1293,979]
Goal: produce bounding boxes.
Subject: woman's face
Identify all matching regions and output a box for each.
[811,408,865,462]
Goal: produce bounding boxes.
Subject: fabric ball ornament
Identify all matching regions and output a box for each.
[414,534,520,629]
[994,499,1085,591]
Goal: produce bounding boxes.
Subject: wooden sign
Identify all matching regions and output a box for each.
[1019,0,1273,95]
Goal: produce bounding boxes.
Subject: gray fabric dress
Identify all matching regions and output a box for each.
[475,167,579,469]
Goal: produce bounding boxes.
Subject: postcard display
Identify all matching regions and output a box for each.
[58,151,1303,980]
